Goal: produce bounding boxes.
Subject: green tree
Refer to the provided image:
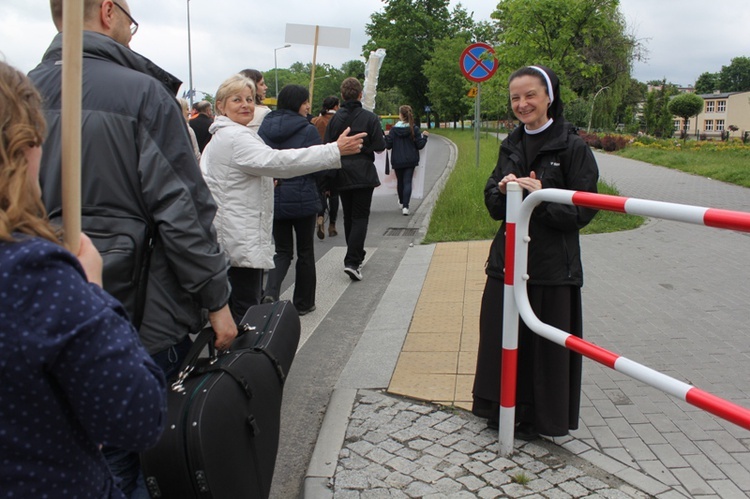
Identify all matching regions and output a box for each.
[719,56,750,92]
[423,34,473,126]
[668,93,704,139]
[694,71,720,94]
[364,0,462,116]
[643,91,656,134]
[487,0,644,130]
[654,81,677,138]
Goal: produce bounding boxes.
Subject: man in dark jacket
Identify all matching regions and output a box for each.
[189,100,214,152]
[29,1,236,496]
[324,77,386,281]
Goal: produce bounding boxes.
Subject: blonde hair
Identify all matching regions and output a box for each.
[215,74,255,116]
[177,97,190,120]
[0,61,59,243]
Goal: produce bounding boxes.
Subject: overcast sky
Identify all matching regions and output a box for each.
[2,0,748,99]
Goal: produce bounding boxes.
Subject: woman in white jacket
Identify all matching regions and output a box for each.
[201,74,365,323]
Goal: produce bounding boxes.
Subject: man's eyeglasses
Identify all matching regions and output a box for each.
[113,1,139,36]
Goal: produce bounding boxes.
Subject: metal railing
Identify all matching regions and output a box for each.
[498,183,750,456]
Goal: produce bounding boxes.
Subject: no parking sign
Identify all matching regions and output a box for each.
[460,43,498,83]
[459,43,498,166]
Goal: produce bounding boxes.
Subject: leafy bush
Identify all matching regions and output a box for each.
[578,131,601,149]
[600,134,630,152]
[578,131,630,151]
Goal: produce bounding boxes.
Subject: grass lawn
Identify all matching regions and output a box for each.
[616,144,750,188]
[423,129,644,244]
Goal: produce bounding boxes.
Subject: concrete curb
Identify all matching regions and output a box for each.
[303,388,357,499]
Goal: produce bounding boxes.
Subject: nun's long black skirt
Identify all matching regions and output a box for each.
[472,275,583,436]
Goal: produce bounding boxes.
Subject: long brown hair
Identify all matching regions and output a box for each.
[0,61,58,244]
[399,105,415,140]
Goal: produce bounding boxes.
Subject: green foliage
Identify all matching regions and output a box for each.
[423,34,473,123]
[272,60,369,114]
[642,80,678,138]
[422,130,644,243]
[719,56,750,92]
[668,93,704,138]
[695,71,720,94]
[364,0,456,115]
[618,139,750,188]
[490,0,640,95]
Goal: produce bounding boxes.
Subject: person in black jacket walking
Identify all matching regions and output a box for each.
[472,65,599,440]
[259,85,325,315]
[385,105,428,216]
[324,77,386,281]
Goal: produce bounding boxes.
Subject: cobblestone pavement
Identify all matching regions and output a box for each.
[332,391,654,498]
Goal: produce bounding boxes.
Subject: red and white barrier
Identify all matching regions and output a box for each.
[498,185,750,455]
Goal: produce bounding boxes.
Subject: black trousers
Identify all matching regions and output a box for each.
[228,266,264,324]
[339,187,374,269]
[264,214,317,311]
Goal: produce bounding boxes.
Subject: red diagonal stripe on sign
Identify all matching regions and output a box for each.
[466,50,494,76]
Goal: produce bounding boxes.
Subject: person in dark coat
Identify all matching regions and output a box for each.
[472,65,599,440]
[311,96,340,238]
[29,1,237,495]
[189,100,214,152]
[259,85,324,314]
[324,78,386,281]
[385,104,428,216]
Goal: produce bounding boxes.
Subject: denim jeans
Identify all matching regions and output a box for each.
[395,167,416,208]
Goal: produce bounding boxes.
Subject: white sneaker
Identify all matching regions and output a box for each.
[402,207,409,216]
[344,266,363,281]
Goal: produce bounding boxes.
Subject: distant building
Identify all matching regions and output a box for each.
[672,90,750,139]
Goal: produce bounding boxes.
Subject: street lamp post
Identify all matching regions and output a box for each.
[186,0,194,106]
[274,44,291,98]
[587,86,609,134]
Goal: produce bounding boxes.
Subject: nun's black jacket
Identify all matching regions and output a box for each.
[484,119,599,286]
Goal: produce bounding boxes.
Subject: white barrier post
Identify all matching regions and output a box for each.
[498,182,522,456]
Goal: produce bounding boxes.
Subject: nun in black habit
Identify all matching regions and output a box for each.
[472,65,600,440]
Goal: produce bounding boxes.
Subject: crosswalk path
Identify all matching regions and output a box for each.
[278,246,377,352]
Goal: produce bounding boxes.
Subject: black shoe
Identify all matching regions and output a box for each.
[515,423,539,441]
[297,305,316,316]
[487,418,499,430]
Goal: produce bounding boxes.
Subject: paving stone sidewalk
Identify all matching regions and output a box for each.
[332,390,657,498]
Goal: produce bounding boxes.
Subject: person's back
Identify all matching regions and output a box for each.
[323,78,385,280]
[29,29,232,357]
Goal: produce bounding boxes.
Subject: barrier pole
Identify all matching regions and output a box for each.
[498,182,521,456]
[511,188,750,431]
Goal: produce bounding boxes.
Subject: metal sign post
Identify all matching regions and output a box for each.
[459,43,498,168]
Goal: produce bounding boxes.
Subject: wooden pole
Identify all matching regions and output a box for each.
[61,0,84,253]
[309,25,319,111]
